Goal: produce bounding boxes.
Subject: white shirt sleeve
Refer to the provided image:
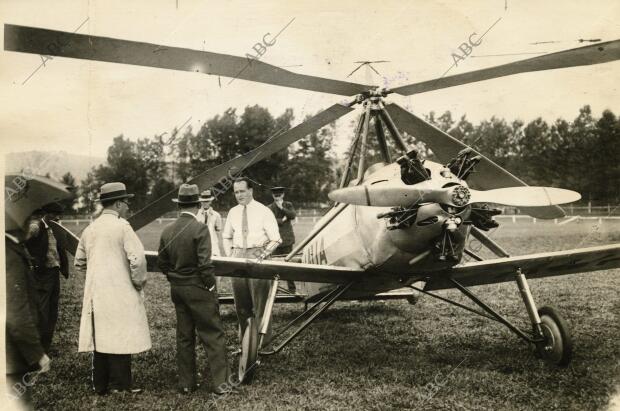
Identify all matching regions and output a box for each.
[222,208,234,255]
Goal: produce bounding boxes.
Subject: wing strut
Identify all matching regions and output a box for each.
[260,281,355,356]
[258,201,351,347]
[470,226,510,258]
[416,267,573,366]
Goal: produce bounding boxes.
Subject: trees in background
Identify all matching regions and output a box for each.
[280,118,337,207]
[71,104,619,214]
[77,135,166,213]
[424,105,620,205]
[60,172,76,188]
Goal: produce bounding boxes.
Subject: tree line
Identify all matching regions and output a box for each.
[59,104,618,214]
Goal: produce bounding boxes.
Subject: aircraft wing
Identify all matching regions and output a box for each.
[425,244,620,291]
[145,251,363,284]
[54,222,363,284]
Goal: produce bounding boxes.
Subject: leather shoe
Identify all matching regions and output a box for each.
[212,386,235,396]
[111,388,142,394]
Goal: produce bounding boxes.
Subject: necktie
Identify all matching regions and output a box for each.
[241,205,248,250]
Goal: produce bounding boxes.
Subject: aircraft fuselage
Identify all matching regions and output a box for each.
[299,161,473,298]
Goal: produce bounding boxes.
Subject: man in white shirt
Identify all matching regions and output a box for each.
[223,177,281,343]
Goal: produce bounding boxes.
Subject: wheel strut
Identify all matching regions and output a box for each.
[514,268,543,336]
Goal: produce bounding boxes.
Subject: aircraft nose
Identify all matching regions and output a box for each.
[383,202,470,264]
[450,185,471,207]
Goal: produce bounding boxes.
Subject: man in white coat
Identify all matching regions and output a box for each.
[74,182,151,395]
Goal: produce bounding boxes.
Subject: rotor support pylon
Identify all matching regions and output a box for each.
[377,104,409,153]
[356,101,373,183]
[339,112,365,188]
[339,95,412,189]
[374,113,391,164]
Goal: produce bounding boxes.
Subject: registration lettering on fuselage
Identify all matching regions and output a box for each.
[304,237,328,265]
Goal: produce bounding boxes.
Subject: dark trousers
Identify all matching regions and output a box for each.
[274,245,296,292]
[92,352,132,393]
[7,373,35,410]
[171,284,229,389]
[34,267,60,352]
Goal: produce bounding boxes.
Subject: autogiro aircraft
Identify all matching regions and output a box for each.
[6,23,620,382]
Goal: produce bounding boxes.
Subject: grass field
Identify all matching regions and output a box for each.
[27,218,620,410]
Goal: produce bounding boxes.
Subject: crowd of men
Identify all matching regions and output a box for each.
[5,176,298,405]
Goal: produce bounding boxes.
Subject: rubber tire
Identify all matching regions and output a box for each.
[536,306,572,367]
[239,317,259,384]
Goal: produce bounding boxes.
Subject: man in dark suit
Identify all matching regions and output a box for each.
[267,187,297,292]
[6,211,52,408]
[157,184,231,395]
[25,202,69,353]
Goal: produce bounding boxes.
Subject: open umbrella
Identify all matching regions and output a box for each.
[5,173,74,233]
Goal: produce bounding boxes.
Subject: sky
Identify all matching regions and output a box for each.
[1,0,619,159]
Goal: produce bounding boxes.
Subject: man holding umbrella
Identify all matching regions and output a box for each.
[74,182,151,395]
[25,202,70,353]
[5,173,73,407]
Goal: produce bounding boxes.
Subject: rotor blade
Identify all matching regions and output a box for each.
[391,39,620,95]
[4,24,371,96]
[368,64,381,76]
[347,63,365,78]
[128,103,353,231]
[383,103,565,219]
[469,187,581,207]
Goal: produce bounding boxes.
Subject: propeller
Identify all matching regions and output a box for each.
[4,24,372,96]
[383,103,565,219]
[328,183,580,210]
[128,103,353,231]
[469,186,580,207]
[390,39,620,95]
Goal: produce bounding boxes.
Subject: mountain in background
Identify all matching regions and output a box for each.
[5,150,104,183]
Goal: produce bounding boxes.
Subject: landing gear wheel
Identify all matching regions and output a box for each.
[238,317,259,384]
[406,295,419,305]
[535,306,572,367]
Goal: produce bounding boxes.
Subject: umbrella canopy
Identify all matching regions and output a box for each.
[5,173,74,233]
